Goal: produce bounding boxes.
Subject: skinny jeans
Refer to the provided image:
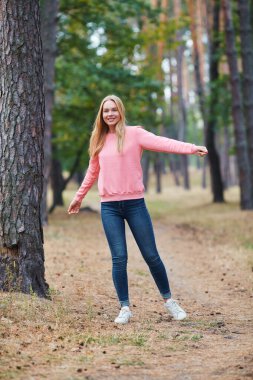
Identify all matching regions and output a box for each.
[100,198,171,307]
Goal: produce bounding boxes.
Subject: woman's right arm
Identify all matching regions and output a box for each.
[68,155,100,214]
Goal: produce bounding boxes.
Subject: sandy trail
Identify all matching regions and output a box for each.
[43,207,253,380]
[1,200,252,380]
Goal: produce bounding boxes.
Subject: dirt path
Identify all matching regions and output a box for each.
[1,201,253,380]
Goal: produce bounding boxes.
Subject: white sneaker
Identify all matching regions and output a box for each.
[114,306,132,324]
[164,299,187,320]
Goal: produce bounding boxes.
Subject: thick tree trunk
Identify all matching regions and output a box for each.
[40,0,59,226]
[238,0,253,198]
[206,1,224,202]
[222,0,253,209]
[0,0,49,296]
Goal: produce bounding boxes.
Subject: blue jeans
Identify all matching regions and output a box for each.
[101,198,171,307]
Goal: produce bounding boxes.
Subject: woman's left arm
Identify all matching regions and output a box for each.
[136,127,208,156]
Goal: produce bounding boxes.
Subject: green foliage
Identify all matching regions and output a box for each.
[52,0,237,175]
[53,0,165,171]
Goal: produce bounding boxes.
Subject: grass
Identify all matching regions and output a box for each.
[135,269,149,277]
[190,334,203,341]
[0,292,66,324]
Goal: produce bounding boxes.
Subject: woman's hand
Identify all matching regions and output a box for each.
[194,146,208,157]
[68,198,82,214]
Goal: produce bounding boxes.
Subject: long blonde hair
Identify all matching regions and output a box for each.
[89,95,126,157]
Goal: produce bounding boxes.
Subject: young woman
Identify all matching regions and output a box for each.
[68,95,208,324]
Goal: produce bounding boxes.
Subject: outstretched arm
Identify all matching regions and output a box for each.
[68,155,100,214]
[136,127,208,156]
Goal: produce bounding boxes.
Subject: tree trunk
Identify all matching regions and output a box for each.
[187,0,207,188]
[222,123,232,189]
[174,0,190,190]
[50,158,64,211]
[177,42,190,190]
[76,171,84,186]
[167,53,181,187]
[142,152,150,192]
[238,0,253,199]
[0,0,49,296]
[40,0,59,226]
[222,0,253,209]
[49,140,86,213]
[154,154,162,193]
[204,0,212,60]
[206,1,224,202]
[168,53,176,127]
[169,160,181,187]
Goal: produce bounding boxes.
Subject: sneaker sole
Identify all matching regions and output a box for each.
[172,313,187,321]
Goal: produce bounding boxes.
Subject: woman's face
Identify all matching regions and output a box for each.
[102,100,120,129]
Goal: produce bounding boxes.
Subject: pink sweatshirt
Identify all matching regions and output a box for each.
[75,126,198,202]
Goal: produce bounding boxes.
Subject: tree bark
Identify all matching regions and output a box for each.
[222,0,253,209]
[238,0,253,199]
[0,0,49,296]
[40,0,59,226]
[206,0,224,202]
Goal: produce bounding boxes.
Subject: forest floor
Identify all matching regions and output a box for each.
[1,176,253,380]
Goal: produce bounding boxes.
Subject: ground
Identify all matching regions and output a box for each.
[0,178,253,380]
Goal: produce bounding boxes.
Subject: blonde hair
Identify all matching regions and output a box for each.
[89,95,126,157]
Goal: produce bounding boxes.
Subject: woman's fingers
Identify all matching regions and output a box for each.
[68,207,79,214]
[197,151,207,157]
[68,200,81,214]
[195,146,208,156]
[198,146,208,152]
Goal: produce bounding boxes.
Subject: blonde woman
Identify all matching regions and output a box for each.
[68,95,208,324]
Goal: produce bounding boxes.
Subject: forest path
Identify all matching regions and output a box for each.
[1,194,253,380]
